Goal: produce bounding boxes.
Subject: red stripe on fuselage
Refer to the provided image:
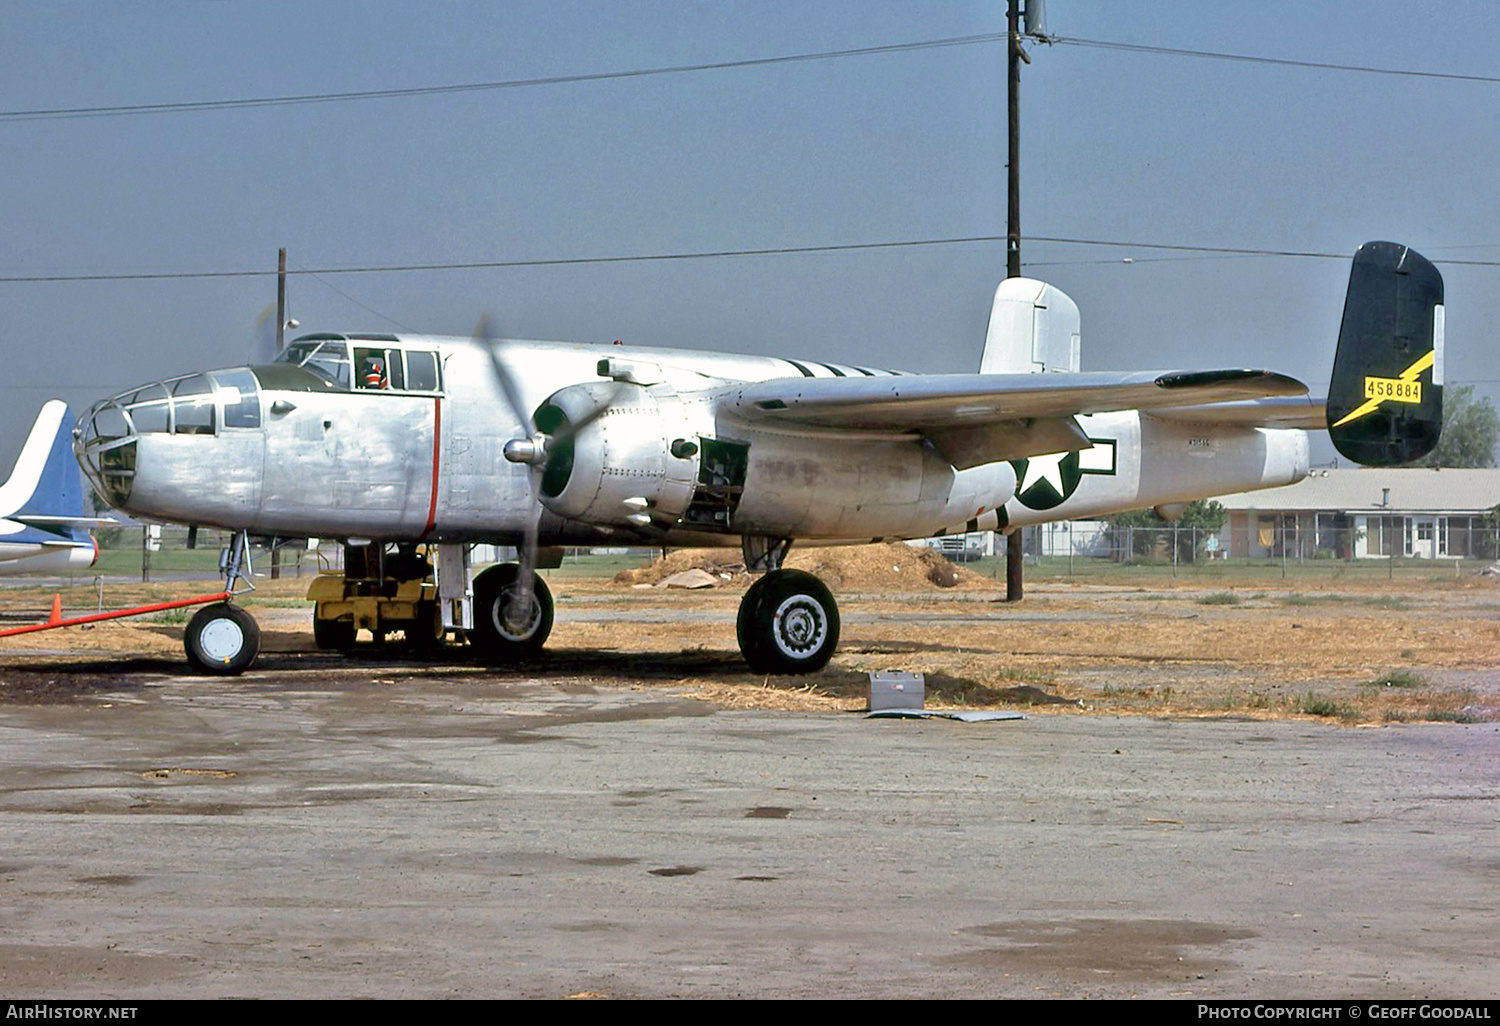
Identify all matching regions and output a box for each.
[423,398,441,536]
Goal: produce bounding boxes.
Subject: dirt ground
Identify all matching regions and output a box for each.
[2,543,1499,725]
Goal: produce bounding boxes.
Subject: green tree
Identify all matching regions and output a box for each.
[1106,499,1227,563]
[1408,384,1498,468]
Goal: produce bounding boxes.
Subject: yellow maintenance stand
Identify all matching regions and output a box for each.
[307,542,445,651]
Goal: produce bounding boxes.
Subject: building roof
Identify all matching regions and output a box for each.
[1215,468,1500,515]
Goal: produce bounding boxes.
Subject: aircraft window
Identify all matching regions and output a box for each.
[91,404,130,440]
[407,350,440,391]
[129,384,169,405]
[172,374,211,396]
[130,401,169,434]
[212,369,261,429]
[171,375,216,435]
[279,340,351,389]
[386,351,405,390]
[354,348,392,390]
[125,383,170,434]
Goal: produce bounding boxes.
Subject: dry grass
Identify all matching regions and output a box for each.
[3,552,1499,725]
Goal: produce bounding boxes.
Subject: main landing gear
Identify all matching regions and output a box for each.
[469,562,554,661]
[734,537,840,675]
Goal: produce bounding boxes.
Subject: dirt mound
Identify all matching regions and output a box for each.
[612,542,997,592]
[613,549,746,587]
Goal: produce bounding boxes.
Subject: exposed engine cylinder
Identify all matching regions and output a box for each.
[533,381,701,528]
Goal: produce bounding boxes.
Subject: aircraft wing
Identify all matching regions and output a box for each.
[723,369,1309,469]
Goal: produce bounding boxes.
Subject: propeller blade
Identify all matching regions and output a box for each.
[474,315,535,438]
[474,313,544,632]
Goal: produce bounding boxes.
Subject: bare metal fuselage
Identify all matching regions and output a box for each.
[80,335,1308,545]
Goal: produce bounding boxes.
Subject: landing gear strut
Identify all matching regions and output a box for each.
[184,530,261,676]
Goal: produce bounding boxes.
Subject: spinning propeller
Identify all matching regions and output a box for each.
[474,316,618,633]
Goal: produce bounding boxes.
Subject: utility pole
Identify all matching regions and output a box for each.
[1004,0,1029,601]
[271,248,287,580]
[276,247,287,353]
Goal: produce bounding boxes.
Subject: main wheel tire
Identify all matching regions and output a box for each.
[470,563,554,661]
[184,602,261,676]
[313,616,356,652]
[736,569,839,674]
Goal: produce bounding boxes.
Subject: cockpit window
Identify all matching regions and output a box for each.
[211,369,261,428]
[171,374,216,435]
[277,340,351,388]
[406,350,440,391]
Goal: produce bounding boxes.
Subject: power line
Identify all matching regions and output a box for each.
[1053,36,1500,85]
[291,260,414,332]
[3,235,1497,285]
[0,32,1007,123]
[6,31,1492,126]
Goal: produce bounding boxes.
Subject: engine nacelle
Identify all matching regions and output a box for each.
[534,381,702,528]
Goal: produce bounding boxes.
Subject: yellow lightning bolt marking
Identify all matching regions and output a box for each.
[1331,349,1435,428]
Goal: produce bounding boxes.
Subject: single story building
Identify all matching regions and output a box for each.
[1213,468,1500,560]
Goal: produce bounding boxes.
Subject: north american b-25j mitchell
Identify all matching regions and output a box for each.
[75,242,1444,675]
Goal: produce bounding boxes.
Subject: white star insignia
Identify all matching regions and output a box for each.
[1019,451,1070,495]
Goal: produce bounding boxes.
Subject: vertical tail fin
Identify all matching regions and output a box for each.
[0,401,91,541]
[1326,242,1444,465]
[980,278,1081,374]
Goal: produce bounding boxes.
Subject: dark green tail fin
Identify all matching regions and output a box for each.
[1326,242,1443,465]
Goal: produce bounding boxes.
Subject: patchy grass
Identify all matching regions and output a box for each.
[1278,594,1323,607]
[1348,594,1412,610]
[1297,692,1358,721]
[1197,592,1242,606]
[1366,669,1425,689]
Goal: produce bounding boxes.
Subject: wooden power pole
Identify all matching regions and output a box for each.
[271,248,287,580]
[1004,0,1028,602]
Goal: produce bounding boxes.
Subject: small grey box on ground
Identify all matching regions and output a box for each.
[869,670,925,711]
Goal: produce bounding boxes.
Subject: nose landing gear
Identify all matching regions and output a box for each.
[184,530,261,676]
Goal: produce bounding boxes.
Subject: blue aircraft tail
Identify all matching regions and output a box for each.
[0,400,94,544]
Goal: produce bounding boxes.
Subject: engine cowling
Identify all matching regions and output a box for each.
[534,381,702,528]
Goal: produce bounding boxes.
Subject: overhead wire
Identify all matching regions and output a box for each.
[3,30,1492,126]
[0,31,1008,123]
[6,235,1500,286]
[1051,36,1500,86]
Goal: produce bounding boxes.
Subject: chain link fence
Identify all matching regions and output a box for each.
[1019,514,1500,582]
[51,516,1500,589]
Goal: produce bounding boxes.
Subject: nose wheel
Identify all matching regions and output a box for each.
[184,602,261,676]
[736,569,840,674]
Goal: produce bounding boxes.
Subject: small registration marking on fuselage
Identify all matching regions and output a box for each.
[1363,376,1422,402]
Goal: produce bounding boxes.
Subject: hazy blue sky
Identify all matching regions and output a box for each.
[3,0,1498,468]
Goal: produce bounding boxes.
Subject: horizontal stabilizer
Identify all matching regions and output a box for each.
[14,514,117,527]
[1326,242,1443,465]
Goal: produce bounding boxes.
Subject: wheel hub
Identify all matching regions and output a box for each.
[772,595,827,656]
[198,618,245,662]
[495,588,541,641]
